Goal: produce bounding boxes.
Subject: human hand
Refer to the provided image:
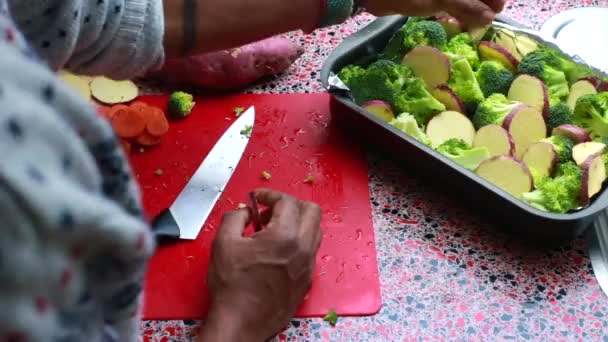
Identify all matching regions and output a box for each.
[199,189,322,342]
[364,0,506,28]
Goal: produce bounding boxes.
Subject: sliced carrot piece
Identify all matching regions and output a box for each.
[130,101,149,114]
[111,106,146,138]
[136,131,162,146]
[120,139,132,154]
[146,108,170,137]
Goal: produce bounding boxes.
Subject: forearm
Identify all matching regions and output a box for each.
[163,0,321,57]
[197,306,260,342]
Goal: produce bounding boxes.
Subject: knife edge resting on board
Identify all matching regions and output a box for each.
[151,107,256,243]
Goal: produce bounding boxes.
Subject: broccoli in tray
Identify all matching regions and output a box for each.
[336,15,608,214]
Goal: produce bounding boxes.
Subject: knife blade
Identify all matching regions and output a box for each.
[151,106,255,244]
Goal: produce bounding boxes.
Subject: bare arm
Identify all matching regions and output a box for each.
[163,0,321,57]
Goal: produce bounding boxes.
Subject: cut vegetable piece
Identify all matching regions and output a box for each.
[362,100,395,123]
[567,80,597,111]
[146,107,170,137]
[436,16,462,38]
[522,142,558,178]
[493,30,522,61]
[551,124,591,143]
[475,156,533,197]
[431,85,466,113]
[507,74,549,119]
[572,142,606,166]
[473,124,514,157]
[579,77,602,89]
[58,71,91,101]
[402,46,451,89]
[469,26,490,42]
[90,76,138,104]
[581,153,607,205]
[111,106,146,138]
[513,34,539,58]
[426,111,476,147]
[502,105,546,159]
[136,132,162,146]
[478,41,519,72]
[120,139,132,154]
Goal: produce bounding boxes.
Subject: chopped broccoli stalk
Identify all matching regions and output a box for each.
[472,94,521,128]
[323,309,338,327]
[338,65,366,86]
[154,169,163,176]
[521,162,582,213]
[240,125,253,138]
[448,58,485,114]
[168,91,195,119]
[436,138,490,170]
[444,33,480,69]
[402,20,448,52]
[261,170,271,180]
[518,49,570,101]
[547,102,574,130]
[304,174,315,184]
[234,107,245,116]
[541,135,574,164]
[476,61,515,97]
[394,78,445,124]
[573,92,608,138]
[389,113,432,146]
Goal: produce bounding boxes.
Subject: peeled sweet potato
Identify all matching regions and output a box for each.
[149,36,304,89]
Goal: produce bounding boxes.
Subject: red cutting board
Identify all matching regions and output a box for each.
[128,93,381,320]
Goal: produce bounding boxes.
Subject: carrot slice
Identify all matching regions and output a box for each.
[130,101,149,114]
[120,139,132,154]
[136,131,162,146]
[146,107,170,137]
[111,106,146,138]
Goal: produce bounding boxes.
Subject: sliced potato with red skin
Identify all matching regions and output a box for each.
[473,125,514,157]
[475,156,534,198]
[478,41,519,72]
[579,76,602,89]
[598,81,608,93]
[567,80,597,111]
[362,100,395,123]
[552,124,591,143]
[494,31,523,62]
[432,85,466,113]
[572,142,606,166]
[522,142,558,178]
[507,74,550,120]
[402,46,451,89]
[581,153,607,205]
[90,76,139,104]
[502,105,547,159]
[436,16,462,38]
[426,111,476,147]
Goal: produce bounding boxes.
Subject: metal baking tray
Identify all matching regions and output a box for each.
[321,15,608,243]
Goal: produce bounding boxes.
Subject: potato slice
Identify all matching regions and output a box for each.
[552,124,591,144]
[402,46,451,89]
[581,154,607,205]
[426,110,476,147]
[572,142,606,166]
[432,85,466,114]
[473,125,514,157]
[567,80,597,111]
[508,74,550,119]
[436,16,462,38]
[522,142,558,178]
[362,100,395,123]
[478,41,519,72]
[475,156,533,198]
[58,71,91,101]
[502,105,547,159]
[90,76,139,104]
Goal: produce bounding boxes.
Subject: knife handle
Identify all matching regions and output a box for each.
[151,209,181,245]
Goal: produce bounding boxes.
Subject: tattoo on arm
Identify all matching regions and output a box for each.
[183,0,197,53]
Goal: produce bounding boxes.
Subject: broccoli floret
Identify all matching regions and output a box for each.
[367,60,414,89]
[573,92,608,138]
[541,135,574,164]
[518,49,570,101]
[448,58,485,114]
[402,20,448,52]
[389,113,432,146]
[546,102,574,129]
[168,91,195,119]
[444,33,480,69]
[394,78,445,125]
[436,138,490,170]
[472,93,521,128]
[382,29,408,63]
[347,68,401,107]
[521,161,582,213]
[476,61,515,97]
[338,64,366,85]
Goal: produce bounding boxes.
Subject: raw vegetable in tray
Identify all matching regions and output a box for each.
[336,15,608,214]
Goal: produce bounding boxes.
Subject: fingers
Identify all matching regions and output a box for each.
[298,201,322,254]
[216,208,250,239]
[483,0,505,13]
[442,0,495,27]
[254,188,300,234]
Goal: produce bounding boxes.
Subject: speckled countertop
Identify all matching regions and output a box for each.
[140,1,608,341]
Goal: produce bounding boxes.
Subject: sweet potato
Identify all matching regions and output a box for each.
[148,36,304,89]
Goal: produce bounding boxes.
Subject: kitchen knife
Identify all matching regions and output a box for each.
[151,106,255,244]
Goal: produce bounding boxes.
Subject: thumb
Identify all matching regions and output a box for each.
[216,208,250,239]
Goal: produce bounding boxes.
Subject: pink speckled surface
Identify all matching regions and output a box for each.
[141,1,608,341]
